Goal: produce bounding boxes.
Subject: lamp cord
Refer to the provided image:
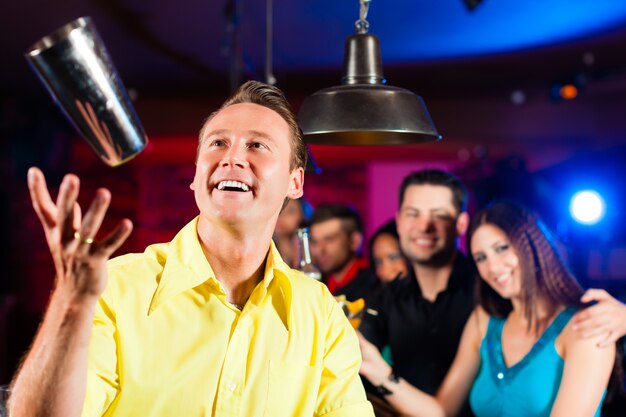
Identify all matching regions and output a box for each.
[265,0,277,85]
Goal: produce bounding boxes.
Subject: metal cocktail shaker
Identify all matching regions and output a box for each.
[25,17,148,166]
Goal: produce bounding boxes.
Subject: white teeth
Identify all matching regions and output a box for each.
[415,238,434,245]
[495,274,510,283]
[217,180,250,191]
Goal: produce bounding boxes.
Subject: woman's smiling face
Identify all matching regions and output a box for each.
[470,223,522,300]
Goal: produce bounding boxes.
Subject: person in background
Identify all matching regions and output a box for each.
[8,81,373,417]
[310,203,378,301]
[365,220,410,378]
[273,197,313,269]
[358,169,475,417]
[369,220,409,285]
[359,202,618,417]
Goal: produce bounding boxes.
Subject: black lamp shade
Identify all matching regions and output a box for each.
[298,33,441,145]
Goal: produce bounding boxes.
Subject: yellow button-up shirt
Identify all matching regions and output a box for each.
[82,217,373,417]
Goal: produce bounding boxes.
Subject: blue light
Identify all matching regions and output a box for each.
[274,0,626,70]
[570,190,605,225]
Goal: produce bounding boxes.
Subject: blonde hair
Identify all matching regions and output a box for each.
[197,81,307,172]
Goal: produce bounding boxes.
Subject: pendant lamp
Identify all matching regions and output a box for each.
[298,0,441,145]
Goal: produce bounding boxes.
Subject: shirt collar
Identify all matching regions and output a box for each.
[258,240,294,330]
[402,252,470,298]
[148,217,214,315]
[326,257,369,294]
[148,217,293,330]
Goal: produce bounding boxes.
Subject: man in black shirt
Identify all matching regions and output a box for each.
[359,169,475,416]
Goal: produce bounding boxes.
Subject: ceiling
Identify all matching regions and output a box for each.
[3,0,626,94]
[3,0,626,169]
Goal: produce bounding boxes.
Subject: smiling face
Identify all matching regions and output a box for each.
[470,223,522,300]
[191,103,303,227]
[372,233,408,283]
[396,184,468,267]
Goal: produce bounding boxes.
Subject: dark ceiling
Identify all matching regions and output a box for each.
[4,0,626,95]
[3,0,626,168]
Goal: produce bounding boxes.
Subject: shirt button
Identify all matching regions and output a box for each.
[227,381,237,391]
[497,372,504,380]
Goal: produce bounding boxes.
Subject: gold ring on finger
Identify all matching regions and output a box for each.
[74,231,94,245]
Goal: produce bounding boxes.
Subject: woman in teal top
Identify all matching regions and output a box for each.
[469,307,605,417]
[359,202,617,417]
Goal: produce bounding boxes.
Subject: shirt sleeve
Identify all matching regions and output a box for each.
[81,284,120,417]
[358,287,388,351]
[315,292,375,417]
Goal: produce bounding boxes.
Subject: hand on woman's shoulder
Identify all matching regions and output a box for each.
[560,308,617,358]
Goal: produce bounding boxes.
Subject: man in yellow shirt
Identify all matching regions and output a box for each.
[9,81,374,417]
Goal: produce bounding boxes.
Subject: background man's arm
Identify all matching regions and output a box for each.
[572,288,626,346]
[358,307,486,417]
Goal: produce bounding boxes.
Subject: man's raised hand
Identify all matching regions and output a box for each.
[27,167,133,301]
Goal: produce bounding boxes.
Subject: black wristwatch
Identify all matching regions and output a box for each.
[374,371,400,396]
